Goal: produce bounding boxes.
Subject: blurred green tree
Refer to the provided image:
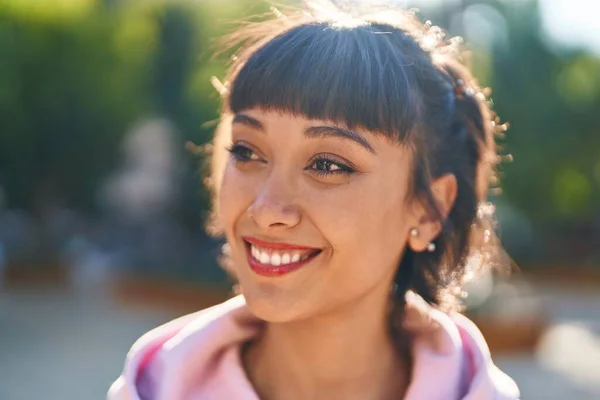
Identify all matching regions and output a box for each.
[414,0,600,262]
[0,0,598,269]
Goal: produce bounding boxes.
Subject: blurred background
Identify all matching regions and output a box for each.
[0,0,599,398]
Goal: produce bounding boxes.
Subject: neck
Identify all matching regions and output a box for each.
[243,290,411,400]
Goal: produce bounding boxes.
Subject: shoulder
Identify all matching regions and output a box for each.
[107,309,211,400]
[451,313,520,400]
[108,296,260,400]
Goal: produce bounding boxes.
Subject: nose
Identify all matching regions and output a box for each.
[247,173,301,230]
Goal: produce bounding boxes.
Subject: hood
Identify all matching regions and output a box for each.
[108,294,519,400]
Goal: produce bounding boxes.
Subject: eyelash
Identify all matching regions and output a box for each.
[306,155,356,176]
[227,143,261,163]
[227,143,356,176]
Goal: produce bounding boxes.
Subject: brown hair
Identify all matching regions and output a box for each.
[207,3,507,313]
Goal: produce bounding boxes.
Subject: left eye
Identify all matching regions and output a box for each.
[314,159,342,172]
[308,157,355,175]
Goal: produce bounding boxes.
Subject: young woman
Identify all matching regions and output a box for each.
[109,3,520,399]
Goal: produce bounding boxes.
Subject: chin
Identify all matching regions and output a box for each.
[240,284,309,323]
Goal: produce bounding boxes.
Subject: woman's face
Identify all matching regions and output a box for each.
[218,108,417,322]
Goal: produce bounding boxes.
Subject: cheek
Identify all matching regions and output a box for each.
[320,177,406,237]
[311,177,409,280]
[218,164,255,237]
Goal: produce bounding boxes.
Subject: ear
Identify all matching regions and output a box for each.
[407,174,457,252]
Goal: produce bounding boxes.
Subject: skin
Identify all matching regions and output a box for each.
[218,108,457,400]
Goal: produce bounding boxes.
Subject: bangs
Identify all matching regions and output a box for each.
[227,22,428,141]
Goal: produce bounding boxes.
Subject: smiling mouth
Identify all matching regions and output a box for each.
[243,237,322,277]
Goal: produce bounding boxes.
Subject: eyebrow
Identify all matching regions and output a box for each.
[305,126,376,153]
[232,113,265,131]
[232,113,376,154]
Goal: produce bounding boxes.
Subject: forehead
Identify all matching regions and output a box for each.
[227,23,431,145]
[232,108,346,129]
[232,108,408,155]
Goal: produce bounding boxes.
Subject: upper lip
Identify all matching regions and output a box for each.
[243,236,321,251]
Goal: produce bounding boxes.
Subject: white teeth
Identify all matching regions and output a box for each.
[259,251,270,264]
[250,243,315,266]
[271,253,281,266]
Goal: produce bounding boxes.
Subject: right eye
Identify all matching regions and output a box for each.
[227,143,262,163]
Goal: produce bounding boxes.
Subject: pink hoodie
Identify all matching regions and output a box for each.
[108,293,519,400]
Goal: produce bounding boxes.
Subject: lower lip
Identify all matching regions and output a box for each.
[246,246,319,277]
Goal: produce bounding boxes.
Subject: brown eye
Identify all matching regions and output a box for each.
[315,159,341,173]
[308,156,355,176]
[228,143,261,162]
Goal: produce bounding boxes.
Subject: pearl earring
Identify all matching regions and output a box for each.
[411,228,436,253]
